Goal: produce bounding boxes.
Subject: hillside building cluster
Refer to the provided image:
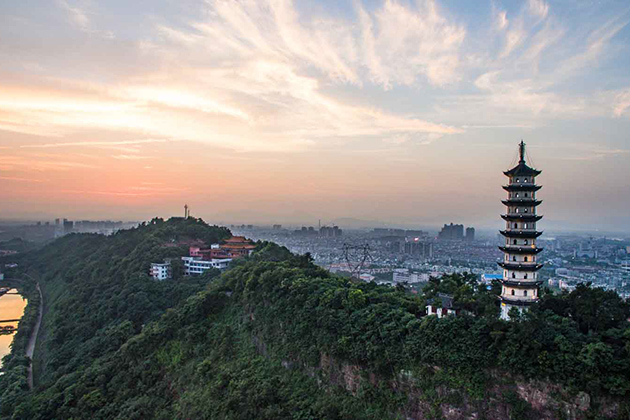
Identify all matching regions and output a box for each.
[150,236,256,280]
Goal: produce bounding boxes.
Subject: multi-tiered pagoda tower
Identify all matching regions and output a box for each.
[498,141,543,320]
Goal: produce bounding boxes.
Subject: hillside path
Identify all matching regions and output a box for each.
[26,282,43,390]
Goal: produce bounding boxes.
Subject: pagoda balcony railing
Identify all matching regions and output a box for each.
[500,279,543,287]
[499,230,543,238]
[498,262,544,271]
[501,214,543,221]
[499,296,539,306]
[498,245,543,254]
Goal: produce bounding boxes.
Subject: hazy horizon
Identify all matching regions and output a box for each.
[1,0,630,232]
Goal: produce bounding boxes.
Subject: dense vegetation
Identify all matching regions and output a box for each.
[0,218,629,419]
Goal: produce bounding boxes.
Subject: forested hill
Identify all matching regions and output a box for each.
[1,218,629,419]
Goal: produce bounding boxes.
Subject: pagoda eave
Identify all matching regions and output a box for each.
[502,184,542,192]
[501,214,543,222]
[498,246,543,254]
[497,262,544,271]
[499,230,543,238]
[503,164,542,177]
[500,279,544,287]
[501,199,543,207]
[499,296,538,306]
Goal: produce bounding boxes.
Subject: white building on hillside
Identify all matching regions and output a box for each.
[182,256,232,275]
[393,269,430,284]
[150,262,172,280]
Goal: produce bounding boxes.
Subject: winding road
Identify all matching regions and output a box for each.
[26,282,43,390]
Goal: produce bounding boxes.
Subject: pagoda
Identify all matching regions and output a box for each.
[498,141,543,320]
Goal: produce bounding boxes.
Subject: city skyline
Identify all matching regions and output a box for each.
[1,0,630,231]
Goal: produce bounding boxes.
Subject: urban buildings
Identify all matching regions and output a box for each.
[498,141,544,320]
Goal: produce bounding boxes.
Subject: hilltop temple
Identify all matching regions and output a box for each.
[498,141,544,320]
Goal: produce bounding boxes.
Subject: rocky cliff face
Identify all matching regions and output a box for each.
[311,352,622,420]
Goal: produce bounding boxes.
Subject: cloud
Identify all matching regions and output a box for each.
[56,0,115,39]
[19,139,169,149]
[1,0,466,153]
[528,0,549,20]
[560,148,630,161]
[357,0,466,87]
[495,10,509,31]
[2,0,629,153]
[57,0,90,31]
[612,88,630,117]
[0,155,98,171]
[111,155,152,160]
[0,176,47,183]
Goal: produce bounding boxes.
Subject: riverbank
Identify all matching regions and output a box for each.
[0,278,40,413]
[0,289,27,364]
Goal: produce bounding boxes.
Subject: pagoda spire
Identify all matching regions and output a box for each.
[519,140,526,164]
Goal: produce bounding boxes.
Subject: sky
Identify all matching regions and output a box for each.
[1,0,630,232]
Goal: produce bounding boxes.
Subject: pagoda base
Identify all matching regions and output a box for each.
[500,299,535,320]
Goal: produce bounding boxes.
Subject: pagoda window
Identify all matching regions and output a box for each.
[524,290,528,296]
[524,256,528,262]
[524,208,528,213]
[515,193,520,198]
[513,223,517,228]
[524,193,529,197]
[524,240,528,245]
[511,289,515,295]
[513,239,517,245]
[512,272,516,278]
[524,274,528,279]
[512,256,516,261]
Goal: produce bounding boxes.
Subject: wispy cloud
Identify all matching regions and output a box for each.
[59,188,186,197]
[111,154,152,160]
[0,155,98,171]
[57,0,90,31]
[1,0,629,153]
[19,139,169,149]
[560,148,630,161]
[357,0,466,88]
[528,0,549,20]
[612,88,630,117]
[0,176,47,183]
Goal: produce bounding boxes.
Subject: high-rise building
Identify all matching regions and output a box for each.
[498,141,544,320]
[438,223,464,240]
[319,225,342,238]
[465,227,475,242]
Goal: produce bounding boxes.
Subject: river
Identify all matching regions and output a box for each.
[0,289,27,367]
